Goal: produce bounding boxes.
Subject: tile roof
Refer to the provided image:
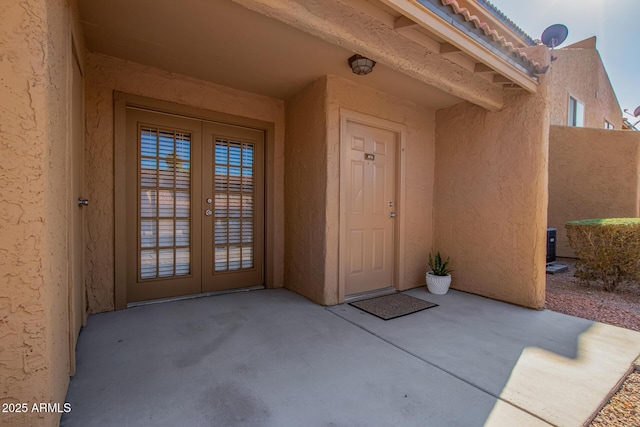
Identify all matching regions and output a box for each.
[475,0,535,45]
[439,0,548,74]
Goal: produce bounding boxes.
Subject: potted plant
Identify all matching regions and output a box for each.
[426,252,452,295]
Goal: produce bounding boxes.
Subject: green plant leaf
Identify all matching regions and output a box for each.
[428,251,453,276]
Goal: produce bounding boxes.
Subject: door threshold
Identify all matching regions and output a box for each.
[344,286,397,303]
[127,285,265,308]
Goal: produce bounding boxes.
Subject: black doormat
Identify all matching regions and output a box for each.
[349,293,438,320]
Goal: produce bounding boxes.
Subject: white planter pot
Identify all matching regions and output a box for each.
[426,272,451,295]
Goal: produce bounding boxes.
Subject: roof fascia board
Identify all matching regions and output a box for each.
[379,0,538,93]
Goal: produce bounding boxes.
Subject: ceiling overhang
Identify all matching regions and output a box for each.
[79,0,463,110]
[232,0,506,110]
[80,0,546,111]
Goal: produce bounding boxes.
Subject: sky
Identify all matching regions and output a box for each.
[487,0,639,119]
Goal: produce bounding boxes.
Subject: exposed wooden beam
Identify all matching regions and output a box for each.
[493,75,514,84]
[439,43,462,54]
[474,63,494,73]
[394,15,417,30]
[394,26,440,53]
[377,0,538,94]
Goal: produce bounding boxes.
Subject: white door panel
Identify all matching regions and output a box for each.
[344,120,396,295]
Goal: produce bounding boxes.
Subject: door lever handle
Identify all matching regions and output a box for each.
[78,198,89,207]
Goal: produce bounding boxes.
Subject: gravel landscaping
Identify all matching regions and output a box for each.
[590,370,640,427]
[545,258,640,426]
[546,258,640,332]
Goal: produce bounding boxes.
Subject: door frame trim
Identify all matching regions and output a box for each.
[67,36,85,376]
[114,92,275,309]
[338,109,407,303]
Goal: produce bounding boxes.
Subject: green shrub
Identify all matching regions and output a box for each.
[566,218,640,291]
[428,252,453,276]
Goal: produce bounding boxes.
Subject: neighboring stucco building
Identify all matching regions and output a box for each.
[546,36,640,257]
[2,0,553,425]
[549,36,623,130]
[548,126,640,257]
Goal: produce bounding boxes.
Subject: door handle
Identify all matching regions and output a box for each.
[78,198,89,207]
[388,212,396,218]
[205,209,212,216]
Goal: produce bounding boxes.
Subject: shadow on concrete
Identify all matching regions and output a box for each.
[329,288,640,426]
[61,288,640,427]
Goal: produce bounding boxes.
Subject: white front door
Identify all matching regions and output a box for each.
[342,119,396,296]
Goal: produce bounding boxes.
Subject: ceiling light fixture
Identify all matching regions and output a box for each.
[348,54,376,75]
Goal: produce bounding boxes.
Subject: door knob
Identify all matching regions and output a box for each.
[205,209,212,216]
[388,212,396,218]
[78,198,89,207]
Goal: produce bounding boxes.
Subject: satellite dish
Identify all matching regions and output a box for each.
[541,24,569,49]
[634,106,640,117]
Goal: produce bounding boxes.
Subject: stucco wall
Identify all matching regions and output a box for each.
[549,48,622,129]
[85,53,285,313]
[1,0,80,425]
[284,79,329,304]
[326,76,436,300]
[434,84,550,309]
[284,75,436,305]
[548,125,640,257]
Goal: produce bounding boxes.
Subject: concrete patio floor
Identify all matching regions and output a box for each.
[62,288,640,427]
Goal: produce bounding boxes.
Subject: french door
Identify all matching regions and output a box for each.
[126,109,264,303]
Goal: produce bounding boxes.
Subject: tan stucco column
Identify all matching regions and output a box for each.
[434,80,550,309]
[1,0,79,425]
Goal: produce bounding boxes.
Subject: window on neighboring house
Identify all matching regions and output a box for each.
[604,120,614,130]
[568,96,585,127]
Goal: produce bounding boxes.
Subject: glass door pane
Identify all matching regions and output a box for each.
[213,139,255,272]
[202,122,264,292]
[139,127,192,280]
